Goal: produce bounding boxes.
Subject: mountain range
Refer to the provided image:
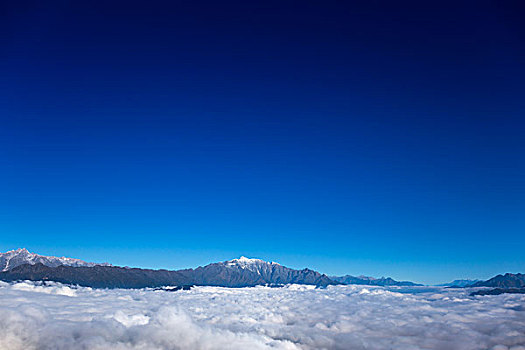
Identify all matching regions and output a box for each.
[0,249,422,288]
[2,249,521,290]
[0,251,336,288]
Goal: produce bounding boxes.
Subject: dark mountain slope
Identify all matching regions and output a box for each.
[0,263,189,289]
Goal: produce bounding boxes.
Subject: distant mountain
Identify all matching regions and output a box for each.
[179,257,337,287]
[470,273,525,288]
[0,248,111,271]
[330,275,422,286]
[437,279,481,287]
[0,252,337,288]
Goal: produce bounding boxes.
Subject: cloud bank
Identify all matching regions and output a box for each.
[0,281,524,350]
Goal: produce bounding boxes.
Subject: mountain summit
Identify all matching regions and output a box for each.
[0,248,111,271]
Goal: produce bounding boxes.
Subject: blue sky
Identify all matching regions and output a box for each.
[1,1,524,284]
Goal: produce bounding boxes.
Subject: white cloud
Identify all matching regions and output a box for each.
[0,282,523,349]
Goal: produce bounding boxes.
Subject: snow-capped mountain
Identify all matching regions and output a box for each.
[178,256,337,287]
[226,256,283,277]
[0,248,111,271]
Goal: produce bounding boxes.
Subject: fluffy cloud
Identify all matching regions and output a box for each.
[0,281,523,350]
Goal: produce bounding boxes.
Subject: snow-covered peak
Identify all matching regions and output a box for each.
[215,256,334,286]
[232,256,263,264]
[223,256,282,277]
[0,248,111,271]
[357,275,377,281]
[227,256,280,267]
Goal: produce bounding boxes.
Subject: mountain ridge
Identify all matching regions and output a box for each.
[330,274,422,287]
[436,279,481,287]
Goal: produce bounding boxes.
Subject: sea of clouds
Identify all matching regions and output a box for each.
[0,281,524,350]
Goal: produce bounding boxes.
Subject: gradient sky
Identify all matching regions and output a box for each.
[1,1,524,284]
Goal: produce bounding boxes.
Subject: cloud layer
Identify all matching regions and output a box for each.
[0,281,524,350]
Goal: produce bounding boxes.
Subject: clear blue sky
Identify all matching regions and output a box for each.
[1,1,524,284]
